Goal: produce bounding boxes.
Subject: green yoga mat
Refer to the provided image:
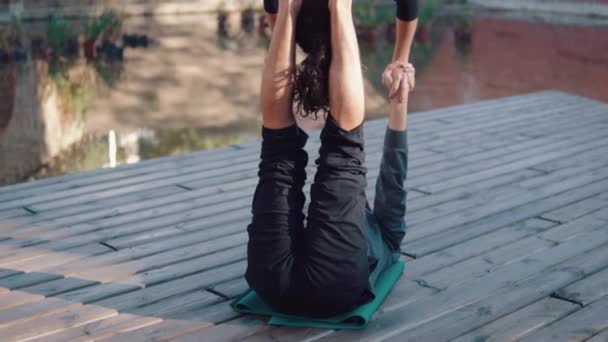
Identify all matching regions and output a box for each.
[231,261,405,330]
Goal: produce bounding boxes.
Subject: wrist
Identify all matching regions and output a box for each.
[278,0,301,16]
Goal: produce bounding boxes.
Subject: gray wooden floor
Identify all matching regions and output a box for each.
[0,91,607,341]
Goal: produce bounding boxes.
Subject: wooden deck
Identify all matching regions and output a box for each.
[0,91,608,341]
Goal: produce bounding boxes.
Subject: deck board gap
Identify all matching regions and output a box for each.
[22,206,38,215]
[527,167,551,175]
[402,252,418,259]
[205,288,230,300]
[549,293,585,307]
[176,184,194,191]
[409,188,432,196]
[413,278,443,293]
[99,241,119,251]
[537,216,562,225]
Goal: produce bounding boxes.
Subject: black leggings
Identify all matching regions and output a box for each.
[245,117,371,318]
[263,0,419,22]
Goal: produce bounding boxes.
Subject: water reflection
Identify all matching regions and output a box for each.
[1,6,608,185]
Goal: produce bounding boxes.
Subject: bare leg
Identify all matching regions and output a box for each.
[259,1,299,129]
[328,0,365,130]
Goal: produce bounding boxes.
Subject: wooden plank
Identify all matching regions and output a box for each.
[0,208,32,220]
[385,245,608,341]
[450,297,579,342]
[554,267,608,306]
[405,177,608,257]
[96,319,213,342]
[405,218,556,278]
[0,282,142,328]
[541,193,608,223]
[19,277,97,297]
[0,305,117,342]
[209,277,249,299]
[40,221,247,277]
[130,289,223,317]
[0,298,81,328]
[5,243,112,273]
[0,291,44,310]
[7,185,188,225]
[163,299,241,324]
[320,239,608,341]
[518,295,608,342]
[413,213,607,293]
[59,282,141,305]
[92,261,245,312]
[519,158,608,190]
[415,127,608,193]
[174,316,270,342]
[0,272,62,290]
[77,242,246,286]
[586,329,608,342]
[531,144,608,172]
[61,232,247,283]
[27,313,161,342]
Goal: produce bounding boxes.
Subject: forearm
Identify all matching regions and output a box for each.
[392,0,419,63]
[388,98,408,131]
[260,3,297,127]
[392,18,418,63]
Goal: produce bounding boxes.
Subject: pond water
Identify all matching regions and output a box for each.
[1,6,607,185]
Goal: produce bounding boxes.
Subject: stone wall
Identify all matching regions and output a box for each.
[0,62,85,184]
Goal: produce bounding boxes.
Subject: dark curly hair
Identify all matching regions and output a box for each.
[293,0,332,119]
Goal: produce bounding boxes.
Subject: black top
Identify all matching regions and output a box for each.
[263,0,419,22]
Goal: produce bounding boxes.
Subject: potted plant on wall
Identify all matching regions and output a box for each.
[217,7,230,37]
[82,17,104,61]
[47,11,73,59]
[97,11,124,61]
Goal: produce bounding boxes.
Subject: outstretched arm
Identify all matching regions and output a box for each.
[328,0,365,131]
[259,0,301,129]
[393,0,419,64]
[383,0,418,103]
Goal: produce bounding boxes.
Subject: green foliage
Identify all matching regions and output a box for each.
[47,11,73,53]
[419,0,438,26]
[94,61,123,88]
[98,10,123,40]
[354,3,393,28]
[82,17,104,41]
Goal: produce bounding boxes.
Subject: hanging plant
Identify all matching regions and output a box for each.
[47,11,76,58]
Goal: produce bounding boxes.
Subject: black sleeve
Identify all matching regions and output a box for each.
[264,0,278,14]
[395,0,419,21]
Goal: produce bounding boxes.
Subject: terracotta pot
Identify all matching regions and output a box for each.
[83,40,96,60]
[364,27,377,47]
[415,25,429,45]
